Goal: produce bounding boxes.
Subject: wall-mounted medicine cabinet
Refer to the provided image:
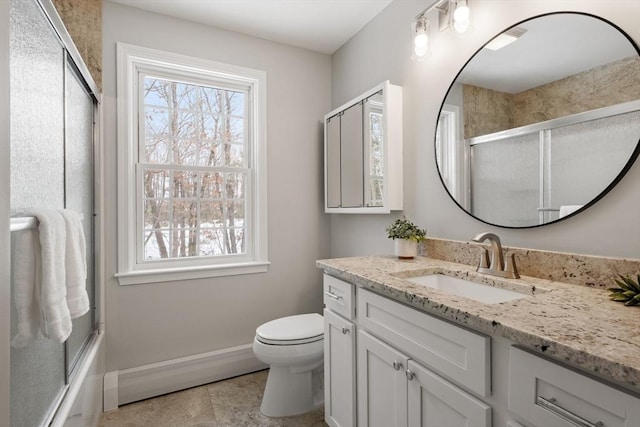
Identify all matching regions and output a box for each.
[324,81,403,214]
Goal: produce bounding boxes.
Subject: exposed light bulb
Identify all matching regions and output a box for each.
[412,16,430,60]
[414,35,429,58]
[452,0,471,34]
[415,32,428,49]
[453,4,470,22]
[454,18,469,34]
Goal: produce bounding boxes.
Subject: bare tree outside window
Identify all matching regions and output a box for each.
[369,111,384,206]
[141,77,248,260]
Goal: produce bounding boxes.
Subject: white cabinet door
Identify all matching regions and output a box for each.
[407,360,491,427]
[324,308,356,427]
[358,330,409,427]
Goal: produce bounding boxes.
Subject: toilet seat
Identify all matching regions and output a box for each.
[256,313,323,345]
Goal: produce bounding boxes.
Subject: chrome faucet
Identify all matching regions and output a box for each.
[471,232,520,279]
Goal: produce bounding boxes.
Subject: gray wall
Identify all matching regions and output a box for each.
[330,0,640,259]
[102,1,331,371]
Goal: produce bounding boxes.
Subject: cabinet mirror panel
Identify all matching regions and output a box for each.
[436,12,640,228]
[325,87,388,210]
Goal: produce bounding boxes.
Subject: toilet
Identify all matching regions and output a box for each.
[252,313,324,417]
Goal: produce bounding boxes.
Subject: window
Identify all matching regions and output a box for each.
[436,104,469,209]
[116,43,268,285]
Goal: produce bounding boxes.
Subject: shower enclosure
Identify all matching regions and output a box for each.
[3,0,102,426]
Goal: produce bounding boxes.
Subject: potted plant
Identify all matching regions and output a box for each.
[386,216,426,259]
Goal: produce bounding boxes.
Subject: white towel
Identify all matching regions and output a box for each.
[60,209,89,319]
[32,210,72,343]
[559,205,583,218]
[11,228,41,347]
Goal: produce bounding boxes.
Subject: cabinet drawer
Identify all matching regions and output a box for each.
[509,346,640,427]
[323,274,355,320]
[358,289,490,397]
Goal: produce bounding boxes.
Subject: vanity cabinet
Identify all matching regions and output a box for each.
[509,346,640,427]
[323,276,356,427]
[357,288,491,427]
[324,81,403,213]
[323,274,492,427]
[358,288,490,397]
[358,330,490,427]
[320,259,640,427]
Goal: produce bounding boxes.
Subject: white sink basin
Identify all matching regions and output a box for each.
[406,274,528,304]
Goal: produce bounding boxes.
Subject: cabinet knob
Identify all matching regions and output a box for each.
[406,369,415,380]
[341,327,350,335]
[392,360,402,371]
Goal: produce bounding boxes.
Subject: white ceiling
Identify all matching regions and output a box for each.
[108,0,393,54]
[457,13,636,93]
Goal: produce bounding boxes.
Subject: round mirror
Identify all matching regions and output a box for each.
[436,12,640,228]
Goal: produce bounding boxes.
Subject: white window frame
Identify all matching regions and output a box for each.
[437,104,470,210]
[115,43,268,285]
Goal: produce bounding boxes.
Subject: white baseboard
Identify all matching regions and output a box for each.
[105,343,267,406]
[103,371,119,412]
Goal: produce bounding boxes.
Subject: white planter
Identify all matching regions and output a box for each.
[394,239,417,259]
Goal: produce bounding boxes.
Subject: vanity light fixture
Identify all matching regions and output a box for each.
[412,15,430,60]
[484,27,527,51]
[452,0,471,34]
[411,0,473,61]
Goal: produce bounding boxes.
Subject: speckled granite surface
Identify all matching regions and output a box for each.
[317,255,640,393]
[52,0,102,90]
[423,237,640,289]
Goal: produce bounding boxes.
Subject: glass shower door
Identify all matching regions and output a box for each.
[547,110,640,216]
[9,0,67,425]
[470,133,540,227]
[64,55,97,378]
[9,0,98,425]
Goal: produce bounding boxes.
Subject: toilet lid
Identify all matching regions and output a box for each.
[256,313,323,345]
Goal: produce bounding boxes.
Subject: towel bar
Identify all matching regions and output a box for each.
[10,217,38,232]
[10,214,85,232]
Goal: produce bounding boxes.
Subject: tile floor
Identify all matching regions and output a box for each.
[98,370,328,427]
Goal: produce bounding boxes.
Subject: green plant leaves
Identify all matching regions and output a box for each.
[386,216,426,241]
[609,274,640,306]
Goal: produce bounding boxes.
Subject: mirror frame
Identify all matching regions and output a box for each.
[435,11,640,229]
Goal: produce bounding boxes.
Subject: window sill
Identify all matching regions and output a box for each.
[115,261,271,286]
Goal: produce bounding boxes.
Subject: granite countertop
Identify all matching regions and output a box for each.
[317,255,640,393]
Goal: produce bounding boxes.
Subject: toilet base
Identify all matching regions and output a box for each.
[260,366,324,417]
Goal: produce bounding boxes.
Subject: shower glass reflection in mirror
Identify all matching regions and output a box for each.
[436,12,640,228]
